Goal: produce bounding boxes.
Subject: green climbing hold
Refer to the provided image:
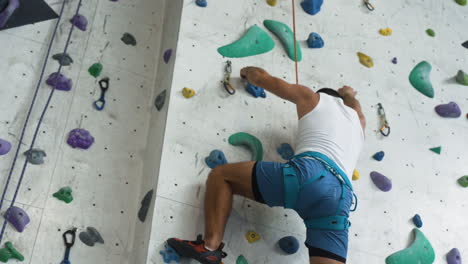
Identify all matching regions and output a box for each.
[385,229,435,264]
[426,29,435,37]
[88,63,103,78]
[217,25,275,58]
[455,70,468,86]
[236,255,249,264]
[455,0,467,6]
[263,20,302,62]
[409,61,434,98]
[429,146,441,155]
[0,242,24,263]
[457,176,468,187]
[53,186,74,204]
[228,132,263,161]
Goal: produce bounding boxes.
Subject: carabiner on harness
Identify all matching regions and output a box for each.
[377,103,390,136]
[223,60,235,95]
[364,0,375,11]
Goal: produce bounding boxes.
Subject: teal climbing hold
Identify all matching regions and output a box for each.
[228,132,263,161]
[409,61,434,98]
[236,255,249,264]
[429,146,441,155]
[263,20,302,62]
[217,25,275,58]
[385,229,435,264]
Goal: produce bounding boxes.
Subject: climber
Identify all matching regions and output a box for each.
[167,67,366,264]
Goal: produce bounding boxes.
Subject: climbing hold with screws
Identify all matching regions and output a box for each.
[429,146,441,155]
[46,72,72,91]
[182,87,195,98]
[447,248,462,264]
[245,231,261,243]
[0,242,24,262]
[155,90,166,111]
[385,229,435,264]
[4,206,30,232]
[372,151,385,161]
[205,150,228,169]
[121,32,137,46]
[70,14,87,31]
[301,0,324,15]
[67,128,94,149]
[160,244,180,264]
[412,214,423,228]
[24,149,46,165]
[218,25,275,58]
[278,236,300,255]
[53,187,73,204]
[245,83,266,98]
[379,28,392,36]
[455,70,468,86]
[435,102,461,118]
[52,53,73,66]
[307,32,324,48]
[229,132,263,161]
[277,143,294,160]
[264,20,302,61]
[409,61,434,98]
[370,171,392,192]
[195,0,207,7]
[0,139,11,155]
[79,227,104,247]
[357,52,373,68]
[163,49,172,64]
[457,176,468,187]
[88,63,103,78]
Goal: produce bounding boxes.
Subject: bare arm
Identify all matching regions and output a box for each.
[338,86,366,130]
[240,67,319,119]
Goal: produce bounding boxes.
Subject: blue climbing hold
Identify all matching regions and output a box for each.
[205,150,228,169]
[160,244,180,263]
[372,151,385,161]
[301,0,323,15]
[307,32,324,48]
[245,83,266,98]
[277,143,294,160]
[413,214,423,228]
[278,236,300,255]
[195,0,207,7]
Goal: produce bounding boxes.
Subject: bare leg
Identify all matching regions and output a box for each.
[204,161,256,249]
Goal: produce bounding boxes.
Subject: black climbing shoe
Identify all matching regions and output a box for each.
[167,234,227,264]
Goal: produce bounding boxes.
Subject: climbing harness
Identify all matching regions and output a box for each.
[223,60,235,95]
[61,228,77,264]
[377,103,390,136]
[364,0,375,11]
[283,152,357,231]
[93,77,109,110]
[0,0,83,244]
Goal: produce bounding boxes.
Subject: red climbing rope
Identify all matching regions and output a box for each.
[291,0,299,84]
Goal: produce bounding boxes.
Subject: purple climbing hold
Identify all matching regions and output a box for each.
[163,49,172,64]
[370,171,392,192]
[46,72,72,91]
[0,138,11,155]
[70,14,87,31]
[67,128,95,149]
[435,102,461,118]
[4,206,30,232]
[391,57,398,64]
[0,0,19,29]
[447,248,462,264]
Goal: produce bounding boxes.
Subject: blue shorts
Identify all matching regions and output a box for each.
[252,157,352,262]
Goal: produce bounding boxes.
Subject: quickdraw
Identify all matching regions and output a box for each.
[93,77,109,111]
[364,0,375,11]
[61,228,77,264]
[223,60,235,95]
[377,103,390,136]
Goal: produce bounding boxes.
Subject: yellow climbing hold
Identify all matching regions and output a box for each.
[352,170,360,181]
[267,0,278,6]
[357,52,374,68]
[182,87,195,98]
[379,28,393,36]
[245,231,261,243]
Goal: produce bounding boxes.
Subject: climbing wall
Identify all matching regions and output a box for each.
[146,0,468,263]
[0,0,168,263]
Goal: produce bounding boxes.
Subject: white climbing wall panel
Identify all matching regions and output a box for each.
[147,0,468,263]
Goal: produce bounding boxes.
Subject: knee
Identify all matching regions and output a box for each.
[206,165,228,183]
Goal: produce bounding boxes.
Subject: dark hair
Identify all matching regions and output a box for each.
[317,88,343,99]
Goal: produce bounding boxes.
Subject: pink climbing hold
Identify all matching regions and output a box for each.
[435,102,461,118]
[370,171,392,192]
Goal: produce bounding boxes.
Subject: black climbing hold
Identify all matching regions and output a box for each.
[121,33,137,46]
[79,227,104,247]
[154,90,166,111]
[52,53,73,66]
[1,0,58,30]
[138,189,154,222]
[462,41,468,49]
[24,149,46,165]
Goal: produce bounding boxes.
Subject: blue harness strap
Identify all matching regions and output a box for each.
[283,151,357,231]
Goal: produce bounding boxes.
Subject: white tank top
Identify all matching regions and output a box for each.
[295,94,365,177]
